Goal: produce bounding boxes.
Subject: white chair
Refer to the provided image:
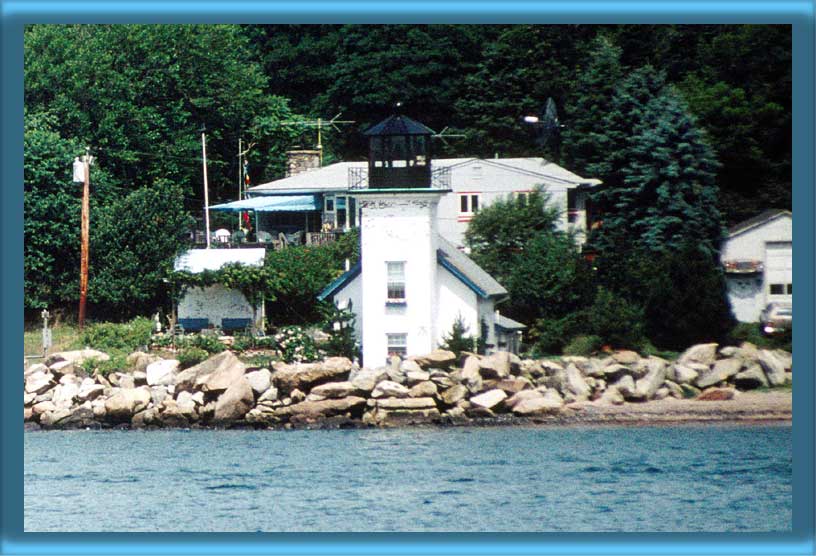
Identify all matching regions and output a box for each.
[214,228,231,244]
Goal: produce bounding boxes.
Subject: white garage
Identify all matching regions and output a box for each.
[720,210,792,322]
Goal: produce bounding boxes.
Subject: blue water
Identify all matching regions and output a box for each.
[24,424,792,532]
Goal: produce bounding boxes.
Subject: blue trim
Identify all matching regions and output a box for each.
[317,261,362,301]
[438,253,488,299]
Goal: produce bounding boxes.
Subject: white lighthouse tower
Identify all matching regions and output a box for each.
[353,115,449,366]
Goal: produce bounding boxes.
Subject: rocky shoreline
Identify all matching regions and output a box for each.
[23,342,792,431]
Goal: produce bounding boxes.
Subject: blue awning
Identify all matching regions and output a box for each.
[210,195,319,213]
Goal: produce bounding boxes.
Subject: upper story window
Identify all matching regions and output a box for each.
[460,194,480,215]
[325,196,335,212]
[514,191,530,205]
[387,261,406,302]
[387,333,408,359]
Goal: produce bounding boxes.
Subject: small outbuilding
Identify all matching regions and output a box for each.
[173,248,266,333]
[720,209,792,322]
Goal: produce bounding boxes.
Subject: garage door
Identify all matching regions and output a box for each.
[765,241,792,302]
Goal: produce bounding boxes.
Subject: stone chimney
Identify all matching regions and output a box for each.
[285,150,321,177]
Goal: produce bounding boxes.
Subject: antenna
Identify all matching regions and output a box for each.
[523,97,565,157]
[431,126,466,149]
[279,113,355,164]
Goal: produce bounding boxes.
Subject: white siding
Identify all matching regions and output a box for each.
[720,214,792,322]
[177,284,262,328]
[436,265,480,349]
[330,273,363,345]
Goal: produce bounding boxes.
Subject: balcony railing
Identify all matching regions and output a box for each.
[348,166,451,190]
[189,230,343,251]
[723,259,764,274]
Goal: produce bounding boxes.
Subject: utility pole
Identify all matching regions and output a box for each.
[237,137,242,229]
[72,149,92,328]
[201,126,211,249]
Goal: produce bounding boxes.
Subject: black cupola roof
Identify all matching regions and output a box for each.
[364,114,435,137]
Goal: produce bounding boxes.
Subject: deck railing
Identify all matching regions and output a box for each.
[723,259,764,274]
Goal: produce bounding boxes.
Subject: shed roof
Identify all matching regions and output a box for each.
[728,209,792,237]
[495,313,527,331]
[174,248,266,273]
[436,236,507,299]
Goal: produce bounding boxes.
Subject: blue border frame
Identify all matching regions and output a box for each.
[3,2,814,555]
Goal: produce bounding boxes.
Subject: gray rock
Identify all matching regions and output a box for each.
[150,386,169,406]
[598,387,625,405]
[564,364,591,400]
[25,363,49,377]
[213,377,255,423]
[271,357,352,395]
[678,343,719,366]
[429,370,456,389]
[175,351,243,393]
[612,350,640,365]
[399,359,424,375]
[412,349,457,369]
[374,397,437,410]
[733,364,769,390]
[275,396,367,422]
[695,358,743,389]
[672,364,699,385]
[505,389,544,409]
[77,378,104,402]
[758,350,787,387]
[245,368,273,395]
[310,381,359,399]
[25,371,55,395]
[633,358,667,400]
[601,363,631,383]
[479,351,511,379]
[132,407,162,428]
[461,355,483,393]
[408,381,438,398]
[495,377,532,395]
[104,387,151,423]
[146,359,179,386]
[127,352,161,374]
[405,369,431,386]
[32,401,57,417]
[611,375,636,399]
[350,367,389,392]
[663,380,685,399]
[51,383,79,409]
[512,391,563,415]
[470,388,507,410]
[48,360,76,377]
[371,380,410,399]
[440,384,468,406]
[175,391,198,418]
[49,349,110,366]
[772,350,792,372]
[117,374,136,390]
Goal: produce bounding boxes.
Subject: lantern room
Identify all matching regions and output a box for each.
[363,114,434,189]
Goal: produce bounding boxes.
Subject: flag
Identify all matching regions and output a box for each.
[243,159,250,187]
[242,210,252,231]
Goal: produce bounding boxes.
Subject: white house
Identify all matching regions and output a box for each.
[240,154,601,248]
[173,248,266,333]
[720,209,792,322]
[317,114,525,365]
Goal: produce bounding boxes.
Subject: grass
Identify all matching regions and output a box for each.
[24,322,83,357]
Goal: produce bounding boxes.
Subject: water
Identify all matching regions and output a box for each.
[25,424,792,532]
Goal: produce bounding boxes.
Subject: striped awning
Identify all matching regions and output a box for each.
[210,195,319,213]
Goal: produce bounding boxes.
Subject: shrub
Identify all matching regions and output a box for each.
[729,322,791,352]
[177,347,209,369]
[563,335,603,356]
[80,317,154,352]
[586,287,646,349]
[441,316,479,357]
[529,313,586,356]
[273,325,321,363]
[320,304,358,360]
[186,333,227,354]
[87,353,129,376]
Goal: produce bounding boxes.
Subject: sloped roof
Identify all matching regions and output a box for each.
[174,248,265,273]
[437,236,507,299]
[495,314,527,331]
[317,261,362,301]
[248,157,599,194]
[728,209,792,237]
[364,114,435,136]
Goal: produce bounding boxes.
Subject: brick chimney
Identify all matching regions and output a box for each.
[286,150,321,177]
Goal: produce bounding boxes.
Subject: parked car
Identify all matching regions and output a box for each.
[759,302,792,336]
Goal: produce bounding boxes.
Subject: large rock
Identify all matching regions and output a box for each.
[245,368,273,395]
[32,401,57,417]
[132,407,162,428]
[733,364,769,390]
[272,357,353,395]
[479,351,511,379]
[197,355,247,393]
[176,391,198,418]
[633,358,667,400]
[695,358,743,389]
[505,389,543,409]
[175,351,245,393]
[408,381,438,398]
[371,380,410,399]
[598,387,625,405]
[461,355,483,393]
[672,364,699,385]
[612,350,640,365]
[678,343,719,366]
[697,387,737,401]
[404,369,431,386]
[364,407,441,427]
[76,378,104,402]
[758,350,787,387]
[470,388,507,410]
[309,381,360,400]
[440,384,468,406]
[48,360,76,378]
[772,350,792,372]
[496,377,532,395]
[512,390,563,415]
[39,408,72,428]
[275,396,367,421]
[564,364,591,400]
[349,367,389,392]
[25,371,55,395]
[412,349,457,369]
[25,363,49,377]
[610,375,636,399]
[213,377,255,423]
[48,349,110,366]
[429,370,456,389]
[51,383,79,409]
[146,359,180,386]
[127,352,161,374]
[374,397,437,410]
[104,387,151,423]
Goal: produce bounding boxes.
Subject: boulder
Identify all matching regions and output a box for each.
[77,378,105,402]
[758,350,787,387]
[116,374,136,390]
[175,351,244,393]
[271,357,352,395]
[677,343,719,366]
[132,407,162,428]
[479,351,512,379]
[512,391,563,415]
[697,387,737,401]
[48,349,110,366]
[150,386,169,407]
[32,401,57,417]
[213,377,255,423]
[695,358,743,389]
[25,363,49,377]
[496,377,532,395]
[653,387,670,401]
[245,368,273,395]
[470,388,507,410]
[290,389,306,403]
[127,352,161,374]
[374,397,437,410]
[371,380,410,399]
[146,359,180,386]
[672,364,699,385]
[364,407,441,427]
[59,404,97,428]
[310,381,360,400]
[680,384,702,399]
[663,380,685,399]
[51,383,79,409]
[257,387,280,405]
[25,371,55,395]
[440,384,468,406]
[733,364,769,390]
[429,370,456,389]
[350,368,389,392]
[159,399,190,428]
[91,399,107,419]
[23,392,36,406]
[104,387,151,423]
[412,349,457,369]
[612,350,640,365]
[48,360,76,378]
[633,358,667,400]
[610,375,636,399]
[404,369,431,386]
[564,364,591,401]
[275,396,367,421]
[39,408,72,428]
[197,355,247,394]
[399,359,424,375]
[772,350,792,372]
[598,387,625,405]
[461,355,484,393]
[601,363,631,383]
[505,389,544,409]
[408,381,438,398]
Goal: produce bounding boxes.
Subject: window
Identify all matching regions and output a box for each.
[387,333,407,359]
[325,196,335,212]
[459,194,480,214]
[787,283,793,295]
[387,261,406,302]
[769,283,786,295]
[515,192,530,205]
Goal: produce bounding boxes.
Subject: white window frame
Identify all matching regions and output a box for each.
[386,333,408,359]
[386,261,406,303]
[459,193,480,215]
[325,195,335,213]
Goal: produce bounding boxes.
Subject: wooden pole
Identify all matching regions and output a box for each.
[201,131,211,249]
[78,152,90,329]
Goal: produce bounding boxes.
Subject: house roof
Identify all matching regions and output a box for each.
[317,236,507,302]
[210,194,319,213]
[495,313,527,331]
[174,248,266,273]
[364,114,435,136]
[247,157,600,195]
[437,236,507,299]
[728,209,792,238]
